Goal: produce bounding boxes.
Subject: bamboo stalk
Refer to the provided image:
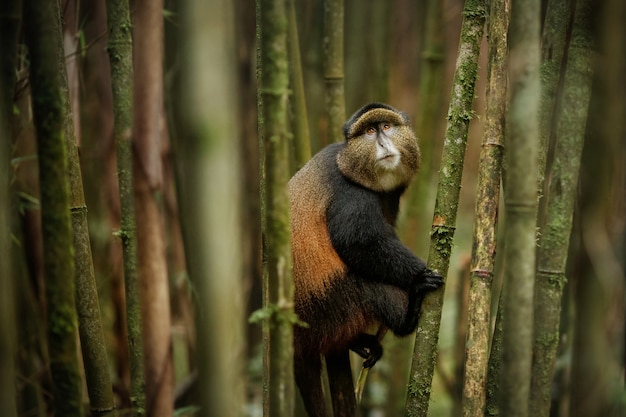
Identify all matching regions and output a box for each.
[461,1,509,416]
[530,0,595,415]
[23,1,83,414]
[258,1,295,415]
[404,0,488,415]
[323,0,345,144]
[105,0,146,414]
[499,0,541,415]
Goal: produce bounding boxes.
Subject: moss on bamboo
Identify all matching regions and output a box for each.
[405,0,487,414]
[106,0,145,415]
[530,2,594,415]
[259,0,295,415]
[23,0,83,414]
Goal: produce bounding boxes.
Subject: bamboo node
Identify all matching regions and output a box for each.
[470,268,494,281]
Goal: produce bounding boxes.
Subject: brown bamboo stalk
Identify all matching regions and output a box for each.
[132,0,173,415]
[57,2,116,414]
[461,1,509,416]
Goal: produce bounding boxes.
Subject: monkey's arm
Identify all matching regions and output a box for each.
[326,180,436,291]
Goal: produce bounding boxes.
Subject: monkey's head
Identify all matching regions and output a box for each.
[337,103,420,192]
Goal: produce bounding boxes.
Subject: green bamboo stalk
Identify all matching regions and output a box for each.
[258,1,295,416]
[323,0,345,144]
[178,0,245,415]
[499,0,541,415]
[23,1,83,415]
[461,1,509,416]
[0,2,19,416]
[404,1,488,416]
[484,294,504,417]
[105,1,146,415]
[54,3,116,415]
[536,0,571,198]
[287,0,311,170]
[530,0,594,415]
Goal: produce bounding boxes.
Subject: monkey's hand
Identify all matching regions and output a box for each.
[417,268,444,294]
[349,334,383,368]
[395,269,444,336]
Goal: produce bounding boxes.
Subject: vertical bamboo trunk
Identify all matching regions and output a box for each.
[178,0,245,415]
[404,1,487,415]
[132,1,174,415]
[461,1,509,416]
[536,0,571,200]
[23,0,83,415]
[258,1,295,416]
[323,0,345,144]
[287,0,311,170]
[499,0,540,416]
[530,1,594,415]
[484,294,504,417]
[56,2,116,415]
[486,1,567,414]
[106,0,146,414]
[0,2,19,416]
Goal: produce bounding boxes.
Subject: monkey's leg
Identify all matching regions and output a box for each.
[362,281,439,337]
[295,353,329,417]
[326,349,359,417]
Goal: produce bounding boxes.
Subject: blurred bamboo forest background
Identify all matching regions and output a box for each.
[0,0,625,416]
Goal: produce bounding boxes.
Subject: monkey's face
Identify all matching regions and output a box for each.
[337,107,420,192]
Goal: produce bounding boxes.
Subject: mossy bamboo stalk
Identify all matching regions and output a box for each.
[323,0,345,144]
[404,1,487,415]
[499,0,541,415]
[258,0,295,416]
[287,0,311,170]
[536,0,571,197]
[530,0,594,415]
[56,1,116,413]
[105,0,146,415]
[461,1,509,416]
[23,1,83,415]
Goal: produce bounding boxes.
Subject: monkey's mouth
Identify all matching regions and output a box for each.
[377,153,400,169]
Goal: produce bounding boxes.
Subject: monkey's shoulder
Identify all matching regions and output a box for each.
[289,142,402,224]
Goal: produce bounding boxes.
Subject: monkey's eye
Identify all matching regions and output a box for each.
[382,123,392,131]
[365,126,377,135]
